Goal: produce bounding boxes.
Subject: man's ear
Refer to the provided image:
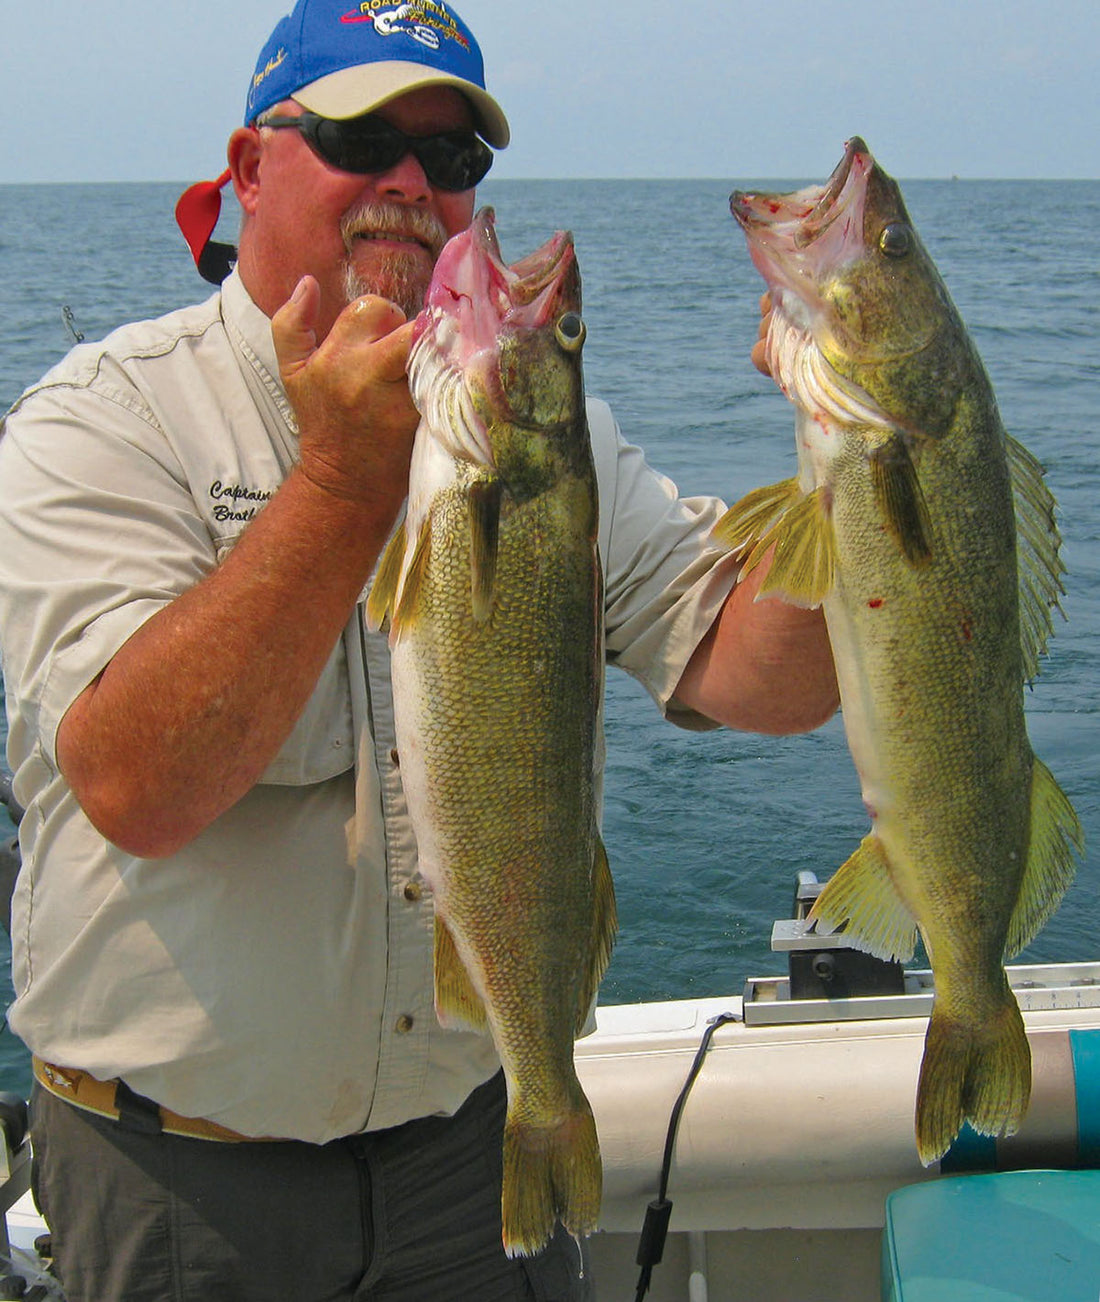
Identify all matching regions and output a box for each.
[228,127,263,216]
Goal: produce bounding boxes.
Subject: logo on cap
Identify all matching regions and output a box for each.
[340,2,470,51]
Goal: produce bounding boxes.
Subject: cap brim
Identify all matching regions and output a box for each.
[292,61,509,148]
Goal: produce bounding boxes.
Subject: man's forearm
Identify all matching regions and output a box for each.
[56,467,395,858]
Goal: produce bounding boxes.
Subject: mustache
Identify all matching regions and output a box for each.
[340,201,449,261]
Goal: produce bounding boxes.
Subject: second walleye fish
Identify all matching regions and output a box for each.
[368,208,613,1254]
[718,139,1082,1162]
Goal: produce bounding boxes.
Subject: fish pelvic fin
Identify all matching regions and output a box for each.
[390,515,432,637]
[468,475,502,624]
[1008,434,1067,681]
[502,1093,601,1257]
[868,434,933,568]
[575,837,617,1035]
[1005,756,1083,957]
[915,984,1031,1165]
[365,519,407,632]
[433,914,488,1034]
[713,478,836,607]
[808,832,919,962]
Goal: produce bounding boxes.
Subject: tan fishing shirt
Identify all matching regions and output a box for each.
[0,269,738,1142]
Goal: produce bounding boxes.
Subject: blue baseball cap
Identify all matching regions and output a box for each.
[245,0,509,147]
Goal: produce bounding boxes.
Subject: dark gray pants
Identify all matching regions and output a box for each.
[31,1073,595,1302]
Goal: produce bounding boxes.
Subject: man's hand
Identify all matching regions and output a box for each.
[273,276,420,515]
[750,291,773,377]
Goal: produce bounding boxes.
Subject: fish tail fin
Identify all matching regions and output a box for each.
[502,1090,601,1258]
[915,985,1031,1165]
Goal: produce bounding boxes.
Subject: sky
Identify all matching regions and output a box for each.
[3,0,1098,184]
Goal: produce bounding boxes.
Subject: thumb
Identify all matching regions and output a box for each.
[271,276,321,381]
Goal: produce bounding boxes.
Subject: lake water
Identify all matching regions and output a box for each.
[0,172,1097,1096]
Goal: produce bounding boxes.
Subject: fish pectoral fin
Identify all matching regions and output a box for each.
[808,832,918,962]
[365,518,407,632]
[391,516,432,636]
[712,478,802,557]
[868,434,933,567]
[1005,756,1083,957]
[1008,433,1067,681]
[433,915,489,1034]
[575,836,617,1035]
[468,475,502,624]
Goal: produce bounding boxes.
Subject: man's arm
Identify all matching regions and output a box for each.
[56,282,417,858]
[672,555,839,735]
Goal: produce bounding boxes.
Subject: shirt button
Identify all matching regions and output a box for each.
[403,880,422,903]
[389,748,400,766]
[395,1014,414,1034]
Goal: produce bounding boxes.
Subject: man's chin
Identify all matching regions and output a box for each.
[344,250,432,320]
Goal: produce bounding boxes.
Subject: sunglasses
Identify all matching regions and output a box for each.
[259,111,494,192]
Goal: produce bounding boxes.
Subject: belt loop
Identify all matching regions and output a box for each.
[114,1080,164,1135]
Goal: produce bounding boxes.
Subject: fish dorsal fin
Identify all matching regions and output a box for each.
[390,515,432,637]
[1005,756,1083,957]
[365,519,407,632]
[1008,434,1066,681]
[808,832,920,963]
[713,478,836,608]
[468,475,502,624]
[868,433,933,567]
[574,836,617,1035]
[433,914,489,1034]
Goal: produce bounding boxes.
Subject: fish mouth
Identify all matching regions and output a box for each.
[730,137,873,294]
[415,207,578,356]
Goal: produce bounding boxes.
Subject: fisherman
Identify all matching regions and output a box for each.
[0,1,837,1298]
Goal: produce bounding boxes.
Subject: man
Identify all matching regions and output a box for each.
[0,2,836,1298]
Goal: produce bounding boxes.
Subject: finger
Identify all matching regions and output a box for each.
[759,291,772,316]
[333,294,409,344]
[751,336,772,377]
[271,276,321,380]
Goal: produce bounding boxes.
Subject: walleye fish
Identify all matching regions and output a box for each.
[718,139,1082,1163]
[368,208,614,1254]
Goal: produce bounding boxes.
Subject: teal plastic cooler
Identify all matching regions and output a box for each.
[882,1169,1100,1300]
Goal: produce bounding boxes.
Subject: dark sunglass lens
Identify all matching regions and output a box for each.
[416,135,493,191]
[314,117,405,173]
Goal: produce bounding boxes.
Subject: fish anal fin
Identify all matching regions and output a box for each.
[809,832,918,963]
[468,475,502,624]
[1005,756,1082,957]
[869,435,933,567]
[575,836,617,1035]
[391,516,432,636]
[365,519,407,632]
[433,914,488,1034]
[915,985,1031,1165]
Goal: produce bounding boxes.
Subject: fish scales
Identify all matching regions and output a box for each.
[368,208,613,1256]
[718,139,1082,1162]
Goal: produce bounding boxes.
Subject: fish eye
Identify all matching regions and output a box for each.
[879,223,912,258]
[555,312,586,352]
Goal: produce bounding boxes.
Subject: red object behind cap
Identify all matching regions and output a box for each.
[175,168,232,269]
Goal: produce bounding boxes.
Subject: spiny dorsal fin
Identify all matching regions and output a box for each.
[433,914,489,1034]
[574,836,617,1035]
[1005,755,1083,957]
[468,476,502,625]
[365,519,407,632]
[1008,434,1066,682]
[869,435,933,568]
[809,832,920,963]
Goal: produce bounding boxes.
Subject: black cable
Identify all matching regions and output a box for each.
[631,1010,739,1301]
